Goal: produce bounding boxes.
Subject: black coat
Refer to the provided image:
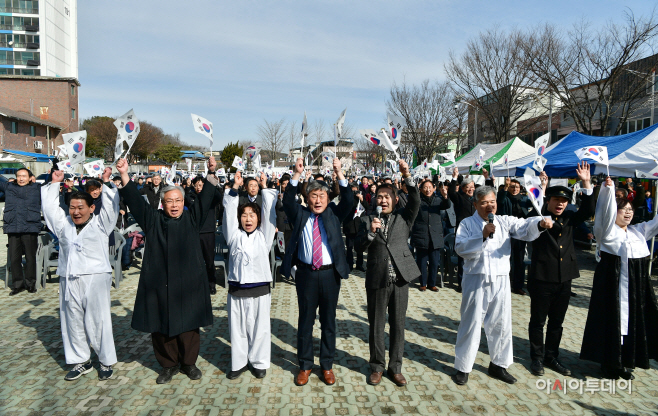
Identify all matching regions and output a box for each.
[496,191,533,218]
[281,180,353,279]
[239,193,262,208]
[184,186,223,234]
[140,183,162,209]
[580,252,658,369]
[0,181,42,234]
[410,193,451,250]
[356,178,421,289]
[343,195,364,237]
[120,179,215,336]
[448,179,475,228]
[528,190,595,283]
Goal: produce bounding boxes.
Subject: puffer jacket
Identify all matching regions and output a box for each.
[0,181,43,234]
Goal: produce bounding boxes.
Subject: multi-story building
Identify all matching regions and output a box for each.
[0,0,78,78]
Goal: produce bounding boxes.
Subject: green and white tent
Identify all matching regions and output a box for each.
[436,137,534,175]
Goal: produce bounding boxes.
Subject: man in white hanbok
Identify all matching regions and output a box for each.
[452,185,552,385]
[41,168,120,381]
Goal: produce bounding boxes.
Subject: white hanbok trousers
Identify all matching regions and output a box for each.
[228,292,271,371]
[59,273,117,366]
[454,273,513,373]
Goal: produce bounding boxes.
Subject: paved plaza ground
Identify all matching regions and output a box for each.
[1,222,658,415]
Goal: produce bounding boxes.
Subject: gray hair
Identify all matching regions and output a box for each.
[306,180,330,195]
[460,178,474,189]
[474,185,496,201]
[152,173,162,179]
[160,185,185,203]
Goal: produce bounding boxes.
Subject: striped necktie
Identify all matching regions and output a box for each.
[312,215,323,269]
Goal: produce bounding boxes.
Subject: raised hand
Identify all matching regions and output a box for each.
[482,168,489,179]
[102,167,113,182]
[333,158,345,180]
[116,158,129,175]
[539,171,548,187]
[452,167,459,178]
[540,217,553,229]
[604,176,613,188]
[576,161,591,183]
[399,159,410,177]
[233,171,244,189]
[258,172,267,188]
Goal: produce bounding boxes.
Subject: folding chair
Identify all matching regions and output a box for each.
[270,241,282,288]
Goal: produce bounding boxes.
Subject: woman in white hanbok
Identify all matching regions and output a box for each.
[581,177,658,380]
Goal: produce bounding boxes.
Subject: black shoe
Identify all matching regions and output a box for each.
[226,365,248,380]
[530,359,544,376]
[9,287,24,296]
[121,264,130,271]
[455,286,462,293]
[488,363,517,384]
[27,286,37,293]
[156,365,180,384]
[570,292,578,297]
[181,364,202,380]
[250,366,266,379]
[452,370,469,385]
[601,364,620,380]
[619,367,635,380]
[544,359,571,376]
[209,285,217,295]
[65,360,93,381]
[98,363,113,381]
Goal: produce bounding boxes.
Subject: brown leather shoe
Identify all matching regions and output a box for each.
[387,369,407,386]
[368,371,383,385]
[429,286,439,292]
[419,286,427,291]
[322,369,336,385]
[295,369,312,386]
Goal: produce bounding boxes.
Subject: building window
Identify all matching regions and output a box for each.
[71,108,76,119]
[620,118,651,135]
[11,121,17,134]
[70,84,75,96]
[30,125,36,137]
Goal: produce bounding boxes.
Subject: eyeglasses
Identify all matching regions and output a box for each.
[618,208,634,213]
[164,199,183,205]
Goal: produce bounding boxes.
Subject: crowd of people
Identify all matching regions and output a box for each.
[2,156,657,389]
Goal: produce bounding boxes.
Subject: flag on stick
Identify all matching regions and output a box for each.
[232,156,244,171]
[387,113,406,148]
[301,111,308,148]
[191,113,214,150]
[437,152,455,164]
[113,109,140,160]
[523,171,545,213]
[83,160,104,177]
[63,130,87,166]
[575,145,609,175]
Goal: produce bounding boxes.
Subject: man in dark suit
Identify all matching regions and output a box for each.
[356,159,420,386]
[282,157,353,387]
[239,177,263,207]
[527,162,595,377]
[448,168,476,292]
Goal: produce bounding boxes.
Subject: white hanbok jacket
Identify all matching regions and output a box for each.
[223,187,278,284]
[41,182,120,299]
[456,212,544,281]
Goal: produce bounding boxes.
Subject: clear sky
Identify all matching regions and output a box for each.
[78,0,653,149]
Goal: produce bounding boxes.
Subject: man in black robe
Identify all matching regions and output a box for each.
[117,157,218,384]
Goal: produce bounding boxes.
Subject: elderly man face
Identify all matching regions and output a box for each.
[474,190,497,219]
[162,189,184,218]
[152,175,162,187]
[462,182,475,197]
[307,189,329,214]
[246,179,259,197]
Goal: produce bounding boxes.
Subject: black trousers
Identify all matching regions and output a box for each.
[457,256,464,287]
[151,329,200,368]
[199,232,215,285]
[8,233,38,290]
[510,239,527,291]
[367,280,409,374]
[528,279,572,361]
[295,266,341,371]
[345,235,363,269]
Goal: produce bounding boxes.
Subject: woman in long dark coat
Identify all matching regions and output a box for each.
[581,177,658,380]
[117,158,219,384]
[410,179,451,291]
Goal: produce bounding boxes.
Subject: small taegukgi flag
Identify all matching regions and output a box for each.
[244,145,261,160]
[191,113,214,149]
[354,201,365,219]
[335,108,347,145]
[232,156,244,171]
[166,163,177,185]
[387,113,406,148]
[58,159,75,173]
[534,132,550,158]
[575,145,609,175]
[57,144,68,159]
[276,231,285,252]
[83,160,105,177]
[471,148,486,171]
[113,109,140,161]
[437,152,455,164]
[523,171,544,213]
[63,130,87,166]
[533,155,547,173]
[301,111,308,148]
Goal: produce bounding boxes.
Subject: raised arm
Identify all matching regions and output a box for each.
[117,158,157,234]
[97,183,120,236]
[330,158,354,222]
[189,157,220,230]
[283,158,305,222]
[222,188,240,245]
[399,160,421,226]
[593,178,617,243]
[260,188,279,246]
[40,171,67,239]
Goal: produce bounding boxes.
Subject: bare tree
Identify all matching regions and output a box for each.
[286,120,302,161]
[445,28,537,144]
[257,118,287,163]
[448,99,470,156]
[386,79,455,163]
[523,11,658,136]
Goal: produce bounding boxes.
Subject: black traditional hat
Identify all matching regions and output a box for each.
[545,185,572,200]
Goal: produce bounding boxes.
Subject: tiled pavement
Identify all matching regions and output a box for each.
[1,225,658,415]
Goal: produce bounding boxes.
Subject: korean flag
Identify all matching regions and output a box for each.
[63,130,87,166]
[191,113,214,148]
